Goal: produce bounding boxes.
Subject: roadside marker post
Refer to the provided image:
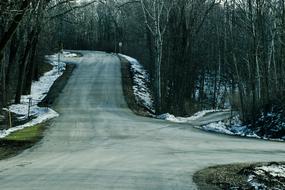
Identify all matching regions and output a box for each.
[58,52,60,74]
[28,97,32,119]
[58,51,61,74]
[119,42,123,54]
[9,110,11,128]
[58,45,63,74]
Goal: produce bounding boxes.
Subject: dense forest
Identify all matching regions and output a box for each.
[1,0,285,128]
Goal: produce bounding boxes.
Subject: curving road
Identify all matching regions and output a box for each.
[0,51,284,190]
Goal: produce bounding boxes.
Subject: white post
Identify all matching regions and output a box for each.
[58,51,60,74]
[119,42,123,54]
[28,96,32,119]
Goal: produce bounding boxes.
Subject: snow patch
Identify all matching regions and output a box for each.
[157,110,223,123]
[62,51,78,58]
[247,175,267,190]
[157,113,182,123]
[201,121,234,135]
[8,60,65,117]
[197,115,284,141]
[119,54,154,113]
[255,165,285,178]
[248,164,285,190]
[8,59,65,118]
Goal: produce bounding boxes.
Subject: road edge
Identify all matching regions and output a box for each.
[0,63,76,161]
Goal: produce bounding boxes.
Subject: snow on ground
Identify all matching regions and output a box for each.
[256,165,285,178]
[198,116,258,138]
[199,115,241,135]
[157,110,225,123]
[119,54,155,113]
[49,51,78,59]
[62,51,78,58]
[9,60,65,116]
[8,59,65,119]
[248,164,285,190]
[198,115,285,141]
[201,121,234,135]
[0,52,75,138]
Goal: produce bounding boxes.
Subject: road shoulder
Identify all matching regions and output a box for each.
[119,55,152,117]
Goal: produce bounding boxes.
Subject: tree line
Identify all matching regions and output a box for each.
[1,0,285,127]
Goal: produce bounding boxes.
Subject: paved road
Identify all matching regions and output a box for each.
[0,51,284,190]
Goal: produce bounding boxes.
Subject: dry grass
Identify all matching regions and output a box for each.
[0,124,45,160]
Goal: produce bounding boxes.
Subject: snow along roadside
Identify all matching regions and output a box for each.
[157,110,230,123]
[199,115,285,141]
[0,51,77,138]
[119,54,155,113]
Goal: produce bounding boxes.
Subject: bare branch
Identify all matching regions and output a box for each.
[48,0,75,11]
[49,0,98,20]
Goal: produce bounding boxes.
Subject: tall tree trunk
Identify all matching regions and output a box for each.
[15,30,36,104]
[0,0,31,59]
[5,34,20,98]
[23,34,39,95]
[0,51,6,108]
[154,36,162,114]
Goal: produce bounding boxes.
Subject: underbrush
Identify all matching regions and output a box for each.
[251,107,285,140]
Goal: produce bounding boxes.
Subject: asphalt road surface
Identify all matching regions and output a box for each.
[0,51,284,190]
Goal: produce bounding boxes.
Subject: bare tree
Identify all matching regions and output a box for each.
[140,0,173,114]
